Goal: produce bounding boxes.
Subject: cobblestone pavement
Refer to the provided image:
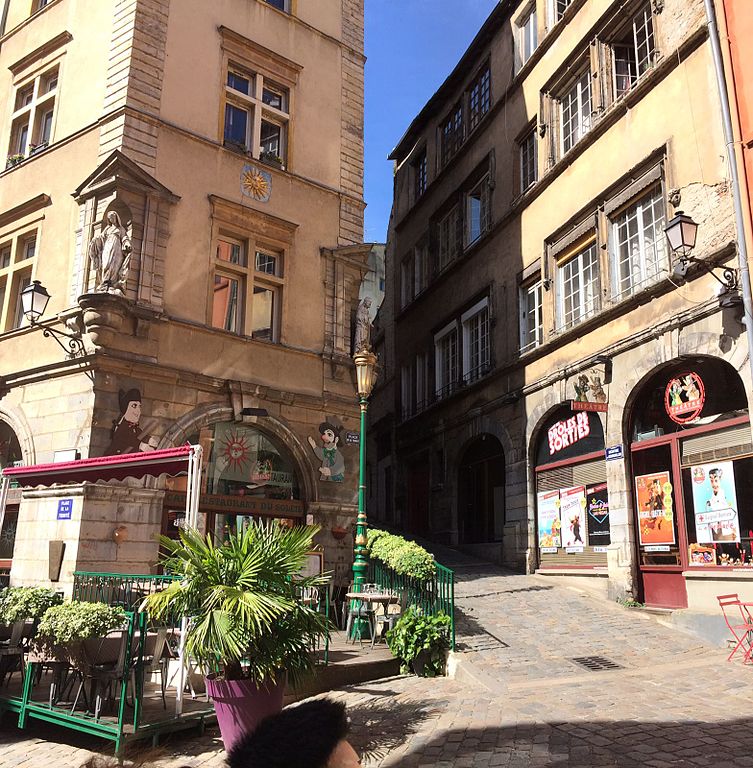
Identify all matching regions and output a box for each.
[3,550,753,767]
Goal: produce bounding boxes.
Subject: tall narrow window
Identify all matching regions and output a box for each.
[610,186,666,299]
[517,6,538,68]
[0,229,38,333]
[468,66,491,131]
[413,242,428,297]
[400,256,414,309]
[612,5,656,98]
[520,280,543,352]
[466,178,490,246]
[438,206,462,270]
[560,71,592,154]
[557,242,600,329]
[554,0,575,22]
[520,129,538,192]
[462,298,491,383]
[434,324,459,399]
[401,363,414,420]
[415,353,429,413]
[413,149,428,201]
[440,104,464,166]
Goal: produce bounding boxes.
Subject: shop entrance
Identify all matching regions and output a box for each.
[458,435,504,544]
[629,358,752,608]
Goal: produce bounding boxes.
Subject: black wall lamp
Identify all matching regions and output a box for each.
[665,211,740,305]
[20,280,93,380]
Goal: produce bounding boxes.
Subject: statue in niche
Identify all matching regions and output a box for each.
[88,211,132,295]
[353,296,373,354]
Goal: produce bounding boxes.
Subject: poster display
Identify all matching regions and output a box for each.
[586,483,611,545]
[690,461,741,543]
[559,486,586,548]
[635,471,675,546]
[537,490,561,548]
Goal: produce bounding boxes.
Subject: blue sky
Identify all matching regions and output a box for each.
[363,0,499,243]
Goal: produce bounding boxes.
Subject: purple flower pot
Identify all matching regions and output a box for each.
[205,673,286,751]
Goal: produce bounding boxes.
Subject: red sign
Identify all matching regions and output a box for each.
[664,371,705,424]
[570,400,609,413]
[548,412,591,456]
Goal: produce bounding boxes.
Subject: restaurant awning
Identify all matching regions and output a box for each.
[0,446,194,488]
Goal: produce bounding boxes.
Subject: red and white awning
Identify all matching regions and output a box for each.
[1,446,193,488]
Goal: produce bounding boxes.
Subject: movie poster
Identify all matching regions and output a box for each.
[635,471,675,546]
[560,486,586,548]
[690,461,741,543]
[586,483,611,545]
[537,490,561,548]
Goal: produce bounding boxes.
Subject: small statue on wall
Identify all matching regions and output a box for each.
[307,421,345,482]
[88,211,132,295]
[353,296,373,354]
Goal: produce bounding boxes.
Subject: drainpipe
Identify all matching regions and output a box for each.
[704,0,753,439]
[0,0,10,40]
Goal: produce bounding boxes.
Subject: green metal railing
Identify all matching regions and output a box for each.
[72,571,179,613]
[367,559,456,650]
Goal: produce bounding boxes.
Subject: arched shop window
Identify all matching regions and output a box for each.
[0,422,23,581]
[628,358,753,607]
[162,422,302,541]
[534,406,609,569]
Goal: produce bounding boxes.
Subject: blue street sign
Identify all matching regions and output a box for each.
[57,498,73,520]
[605,445,624,461]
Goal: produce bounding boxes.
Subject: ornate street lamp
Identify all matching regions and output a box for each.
[666,211,739,303]
[351,347,378,599]
[20,280,92,377]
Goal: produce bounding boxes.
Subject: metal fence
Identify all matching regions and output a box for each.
[72,571,179,613]
[367,559,456,650]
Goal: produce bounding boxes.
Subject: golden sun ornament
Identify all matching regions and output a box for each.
[241,164,272,202]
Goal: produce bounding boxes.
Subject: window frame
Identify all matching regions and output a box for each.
[611,3,656,100]
[519,127,538,193]
[7,64,59,163]
[438,205,462,271]
[468,64,491,132]
[466,176,490,247]
[559,69,592,156]
[609,184,666,301]
[519,279,544,353]
[434,321,459,400]
[555,238,600,331]
[413,148,428,201]
[516,4,538,69]
[461,297,491,383]
[0,226,39,334]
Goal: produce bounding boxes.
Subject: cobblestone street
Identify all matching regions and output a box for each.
[3,553,753,767]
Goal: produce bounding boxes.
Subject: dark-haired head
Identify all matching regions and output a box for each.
[227,698,358,768]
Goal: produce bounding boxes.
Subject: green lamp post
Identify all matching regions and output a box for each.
[351,347,378,597]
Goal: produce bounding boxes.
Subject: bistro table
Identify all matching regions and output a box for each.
[345,591,398,645]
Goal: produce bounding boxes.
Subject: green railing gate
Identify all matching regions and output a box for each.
[367,559,455,649]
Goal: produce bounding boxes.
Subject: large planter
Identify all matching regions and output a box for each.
[205,673,286,750]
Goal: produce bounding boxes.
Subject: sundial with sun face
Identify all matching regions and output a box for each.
[241,164,272,202]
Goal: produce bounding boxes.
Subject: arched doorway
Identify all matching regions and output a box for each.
[458,435,505,544]
[628,356,752,608]
[0,421,23,585]
[161,421,305,541]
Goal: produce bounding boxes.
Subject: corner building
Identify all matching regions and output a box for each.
[373,0,753,612]
[0,0,368,591]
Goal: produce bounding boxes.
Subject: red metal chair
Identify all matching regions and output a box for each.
[717,594,753,662]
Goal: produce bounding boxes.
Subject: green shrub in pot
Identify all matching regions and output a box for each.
[0,586,63,625]
[36,601,127,644]
[367,529,436,581]
[386,606,450,677]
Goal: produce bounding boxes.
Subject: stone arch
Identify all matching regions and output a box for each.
[157,403,319,504]
[0,405,36,466]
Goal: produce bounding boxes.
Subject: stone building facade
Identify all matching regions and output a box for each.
[370,0,753,613]
[0,0,368,591]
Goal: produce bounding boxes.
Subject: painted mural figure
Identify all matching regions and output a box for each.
[103,388,159,456]
[308,422,345,482]
[88,211,132,295]
[353,297,373,353]
[590,375,607,403]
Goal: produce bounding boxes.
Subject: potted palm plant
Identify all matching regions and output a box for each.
[142,520,330,750]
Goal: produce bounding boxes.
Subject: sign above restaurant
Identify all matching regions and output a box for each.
[664,371,705,424]
[164,491,304,518]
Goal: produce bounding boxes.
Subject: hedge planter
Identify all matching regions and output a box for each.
[205,673,286,750]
